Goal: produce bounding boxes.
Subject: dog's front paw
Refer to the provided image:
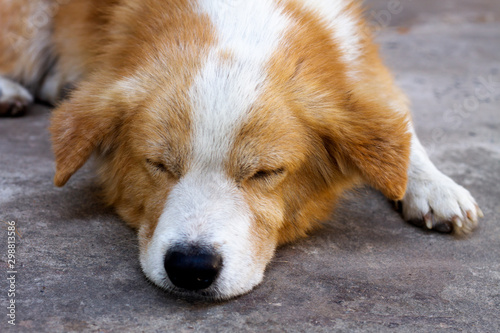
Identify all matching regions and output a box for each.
[0,77,33,117]
[398,172,483,234]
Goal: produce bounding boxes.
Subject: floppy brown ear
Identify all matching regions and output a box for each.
[320,97,412,201]
[50,92,119,187]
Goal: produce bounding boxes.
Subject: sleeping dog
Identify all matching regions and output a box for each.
[0,0,482,300]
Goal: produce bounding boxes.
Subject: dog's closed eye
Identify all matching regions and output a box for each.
[146,158,184,179]
[250,168,285,180]
[146,159,167,172]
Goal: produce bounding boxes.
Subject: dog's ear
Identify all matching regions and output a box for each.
[312,94,412,201]
[50,84,120,187]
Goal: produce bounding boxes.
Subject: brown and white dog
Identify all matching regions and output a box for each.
[0,0,483,299]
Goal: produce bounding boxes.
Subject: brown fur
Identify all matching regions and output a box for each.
[1,0,412,292]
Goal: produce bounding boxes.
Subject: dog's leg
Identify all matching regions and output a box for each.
[0,76,33,116]
[399,126,483,234]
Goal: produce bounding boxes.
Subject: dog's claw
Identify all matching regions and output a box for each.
[424,212,433,229]
[400,202,483,234]
[477,205,484,219]
[399,170,482,235]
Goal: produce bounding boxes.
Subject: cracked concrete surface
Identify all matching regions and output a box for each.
[1,0,499,332]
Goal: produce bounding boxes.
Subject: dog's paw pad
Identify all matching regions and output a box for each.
[0,78,33,117]
[0,99,30,117]
[399,173,483,235]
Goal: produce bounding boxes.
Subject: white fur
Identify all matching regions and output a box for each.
[190,0,289,166]
[0,76,33,106]
[37,70,68,104]
[299,0,363,72]
[140,0,289,298]
[402,126,481,232]
[140,171,273,297]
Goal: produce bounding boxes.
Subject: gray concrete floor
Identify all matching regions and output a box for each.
[1,0,499,332]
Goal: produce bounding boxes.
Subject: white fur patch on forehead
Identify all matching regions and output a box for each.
[190,0,291,169]
[298,0,363,72]
[196,0,290,61]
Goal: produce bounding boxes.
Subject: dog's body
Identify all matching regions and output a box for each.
[0,0,482,299]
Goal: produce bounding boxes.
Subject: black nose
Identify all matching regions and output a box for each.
[164,247,223,291]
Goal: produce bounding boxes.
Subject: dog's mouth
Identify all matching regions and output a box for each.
[159,282,229,302]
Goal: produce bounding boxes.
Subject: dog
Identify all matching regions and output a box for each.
[0,0,483,300]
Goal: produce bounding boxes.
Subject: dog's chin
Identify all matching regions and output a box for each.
[167,287,224,302]
[156,280,252,302]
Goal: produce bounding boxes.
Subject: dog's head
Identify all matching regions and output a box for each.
[50,0,410,299]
